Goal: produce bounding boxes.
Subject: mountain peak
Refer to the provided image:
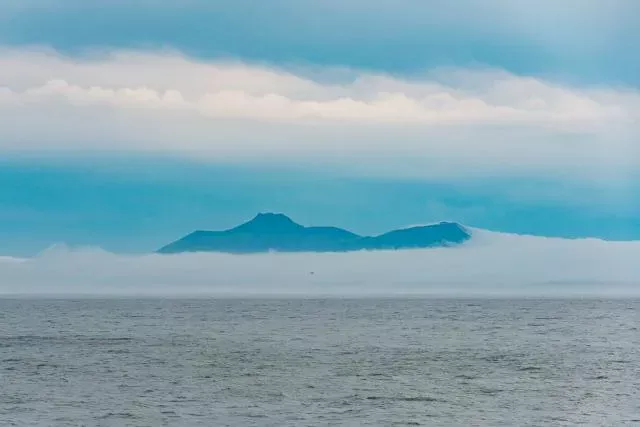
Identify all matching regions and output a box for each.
[234,212,303,232]
[157,213,471,253]
[254,212,292,221]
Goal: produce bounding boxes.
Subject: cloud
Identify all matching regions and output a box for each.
[2,0,638,86]
[1,49,637,124]
[1,230,639,297]
[0,49,638,181]
[0,255,25,263]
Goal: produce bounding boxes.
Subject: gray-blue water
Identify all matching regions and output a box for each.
[1,298,639,426]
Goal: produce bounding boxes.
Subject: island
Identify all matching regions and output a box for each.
[157,213,471,254]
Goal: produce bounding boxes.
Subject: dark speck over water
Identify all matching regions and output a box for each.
[1,298,639,426]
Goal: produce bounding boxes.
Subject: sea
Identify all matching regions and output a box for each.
[1,298,638,426]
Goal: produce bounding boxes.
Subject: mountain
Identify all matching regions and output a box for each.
[157,213,471,254]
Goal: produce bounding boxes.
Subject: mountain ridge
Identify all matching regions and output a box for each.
[157,212,471,254]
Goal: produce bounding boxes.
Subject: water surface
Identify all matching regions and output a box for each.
[1,298,639,426]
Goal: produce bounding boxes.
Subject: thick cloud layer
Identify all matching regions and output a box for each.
[1,49,637,125]
[2,1,638,84]
[1,49,638,180]
[1,230,639,297]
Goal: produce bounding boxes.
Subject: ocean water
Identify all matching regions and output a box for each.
[1,298,639,426]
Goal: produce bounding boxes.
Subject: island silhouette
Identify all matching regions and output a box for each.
[158,213,470,254]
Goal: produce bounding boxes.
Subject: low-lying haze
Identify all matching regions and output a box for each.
[2,229,638,297]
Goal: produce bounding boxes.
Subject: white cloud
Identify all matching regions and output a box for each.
[0,48,638,180]
[1,49,636,125]
[0,255,24,263]
[1,230,639,297]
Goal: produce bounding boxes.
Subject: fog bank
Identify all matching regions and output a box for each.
[1,229,639,297]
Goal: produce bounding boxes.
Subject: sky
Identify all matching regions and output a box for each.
[1,0,639,257]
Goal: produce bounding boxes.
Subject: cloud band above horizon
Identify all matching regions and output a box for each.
[0,48,638,182]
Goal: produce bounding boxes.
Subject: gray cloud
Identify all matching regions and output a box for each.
[1,0,637,85]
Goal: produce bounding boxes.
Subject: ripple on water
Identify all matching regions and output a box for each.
[0,298,638,426]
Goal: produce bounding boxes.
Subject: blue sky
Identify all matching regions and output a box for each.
[0,0,639,255]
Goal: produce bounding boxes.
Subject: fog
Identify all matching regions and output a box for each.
[1,229,639,297]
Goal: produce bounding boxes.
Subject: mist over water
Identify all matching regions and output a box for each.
[1,229,639,296]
